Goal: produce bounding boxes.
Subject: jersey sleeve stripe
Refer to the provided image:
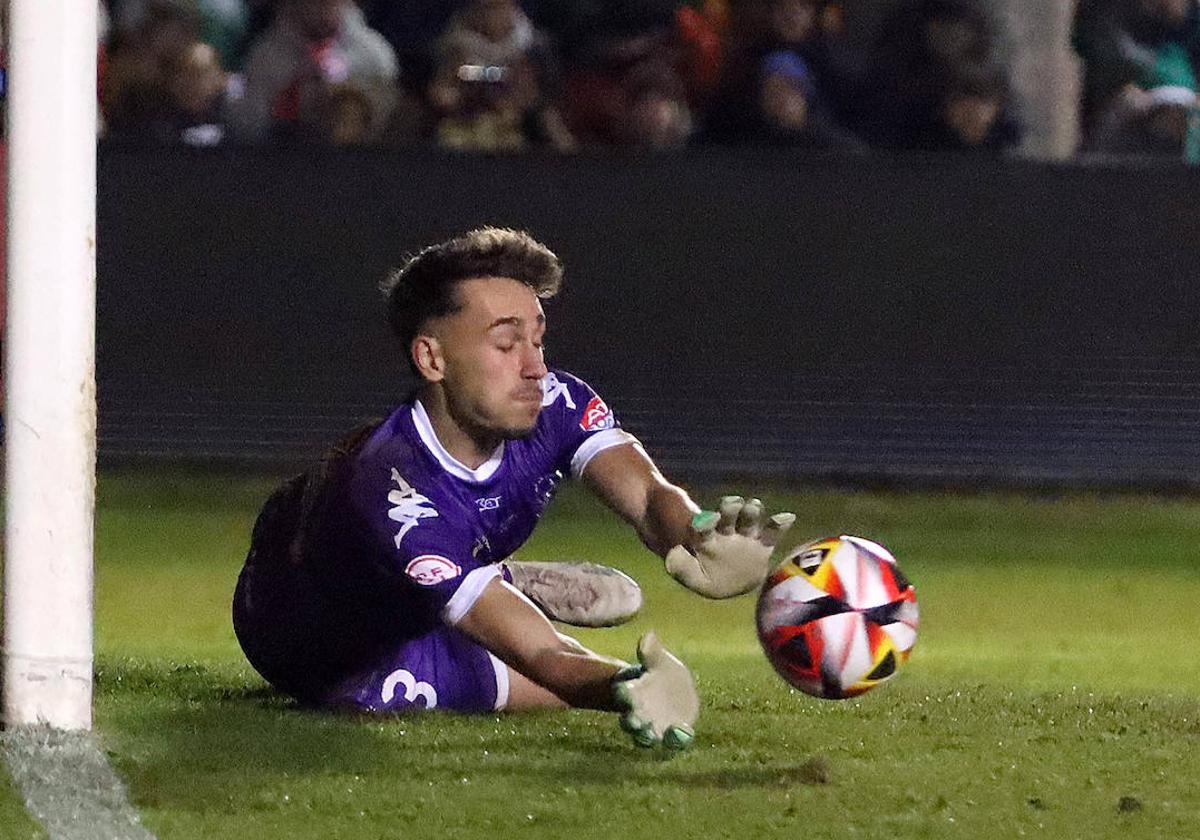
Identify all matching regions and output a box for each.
[570,429,639,479]
[441,565,503,625]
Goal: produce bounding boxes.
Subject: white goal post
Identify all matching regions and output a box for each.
[2,0,98,730]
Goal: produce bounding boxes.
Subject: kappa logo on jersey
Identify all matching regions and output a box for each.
[404,554,461,586]
[541,371,576,409]
[476,495,501,511]
[387,468,438,547]
[580,396,615,431]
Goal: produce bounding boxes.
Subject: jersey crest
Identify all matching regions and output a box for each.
[404,554,461,586]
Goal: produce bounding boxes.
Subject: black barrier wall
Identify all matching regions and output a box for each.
[97,148,1200,486]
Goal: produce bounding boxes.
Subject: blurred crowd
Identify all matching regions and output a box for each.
[41,0,1200,161]
[1075,0,1200,160]
[90,0,1025,154]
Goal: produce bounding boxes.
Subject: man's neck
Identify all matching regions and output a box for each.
[417,385,500,469]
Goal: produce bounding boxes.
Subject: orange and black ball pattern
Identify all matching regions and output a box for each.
[756,536,919,699]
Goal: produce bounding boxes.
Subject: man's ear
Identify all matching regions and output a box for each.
[412,334,445,382]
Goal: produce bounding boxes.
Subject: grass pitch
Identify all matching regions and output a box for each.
[4,471,1200,839]
[0,770,44,840]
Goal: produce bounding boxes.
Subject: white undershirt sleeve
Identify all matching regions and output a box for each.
[441,565,503,626]
[570,428,640,479]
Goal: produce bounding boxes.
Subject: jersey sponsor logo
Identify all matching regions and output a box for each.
[476,495,501,511]
[580,396,615,431]
[541,371,576,409]
[381,668,438,709]
[404,554,461,586]
[388,469,438,547]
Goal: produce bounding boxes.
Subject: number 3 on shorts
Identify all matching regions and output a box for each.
[381,668,438,709]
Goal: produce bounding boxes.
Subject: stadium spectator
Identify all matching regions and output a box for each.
[1074,0,1200,159]
[427,0,574,152]
[113,0,250,70]
[562,28,695,148]
[165,39,238,145]
[1083,83,1197,157]
[703,0,862,148]
[230,0,398,144]
[101,1,203,141]
[622,58,695,147]
[855,0,1021,152]
[103,2,239,145]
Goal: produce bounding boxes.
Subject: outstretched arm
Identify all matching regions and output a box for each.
[580,441,699,557]
[582,442,796,598]
[457,576,625,710]
[456,576,699,748]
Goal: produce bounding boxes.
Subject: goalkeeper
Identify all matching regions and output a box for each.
[232,228,794,750]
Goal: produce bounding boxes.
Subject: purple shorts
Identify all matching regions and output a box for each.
[318,623,509,714]
[233,560,509,715]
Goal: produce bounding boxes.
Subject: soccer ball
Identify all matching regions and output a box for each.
[756,535,918,699]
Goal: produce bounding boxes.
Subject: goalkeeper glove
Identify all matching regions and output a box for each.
[664,496,796,598]
[612,631,699,750]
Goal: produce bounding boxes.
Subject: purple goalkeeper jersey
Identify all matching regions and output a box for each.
[341,369,635,635]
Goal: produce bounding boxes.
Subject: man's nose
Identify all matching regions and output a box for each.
[523,346,548,378]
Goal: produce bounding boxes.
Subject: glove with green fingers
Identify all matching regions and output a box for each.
[612,631,699,750]
[664,496,796,599]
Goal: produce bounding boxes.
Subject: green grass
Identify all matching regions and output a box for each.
[22,472,1200,838]
[0,767,45,840]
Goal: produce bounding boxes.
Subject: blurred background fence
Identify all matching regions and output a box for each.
[97,147,1200,486]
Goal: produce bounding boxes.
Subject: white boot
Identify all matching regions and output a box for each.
[502,560,643,627]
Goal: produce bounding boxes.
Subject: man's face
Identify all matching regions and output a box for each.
[172,42,226,115]
[943,94,1001,146]
[428,276,548,439]
[629,90,690,147]
[761,73,809,131]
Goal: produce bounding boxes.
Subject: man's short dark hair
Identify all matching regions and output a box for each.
[382,228,563,372]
